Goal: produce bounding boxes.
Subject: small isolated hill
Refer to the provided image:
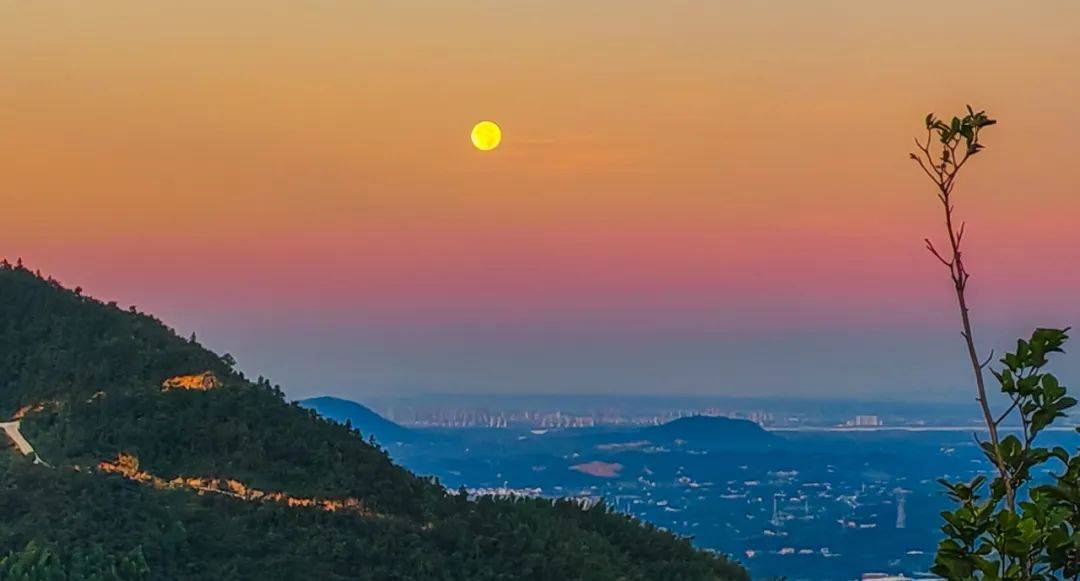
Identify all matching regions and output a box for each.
[0,262,748,580]
[299,396,418,445]
[641,415,778,449]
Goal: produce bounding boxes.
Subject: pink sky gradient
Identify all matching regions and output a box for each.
[4,1,1080,398]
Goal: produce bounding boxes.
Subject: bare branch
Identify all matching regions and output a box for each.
[912,109,1012,509]
[994,397,1020,426]
[910,152,941,185]
[925,239,953,267]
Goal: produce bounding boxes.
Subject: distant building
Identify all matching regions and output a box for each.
[844,415,883,427]
[745,411,774,426]
[461,484,542,499]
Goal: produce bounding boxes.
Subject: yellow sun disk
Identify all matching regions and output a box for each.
[471,121,502,151]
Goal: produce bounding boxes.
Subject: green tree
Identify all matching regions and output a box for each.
[912,108,1080,579]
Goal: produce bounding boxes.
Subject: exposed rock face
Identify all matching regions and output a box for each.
[1,421,35,456]
[161,372,221,392]
[97,453,372,515]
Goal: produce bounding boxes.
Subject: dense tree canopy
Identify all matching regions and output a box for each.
[0,262,747,580]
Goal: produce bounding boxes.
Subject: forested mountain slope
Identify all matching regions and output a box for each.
[0,262,748,580]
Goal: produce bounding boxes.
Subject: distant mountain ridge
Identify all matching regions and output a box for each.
[298,396,418,444]
[643,415,776,446]
[297,396,779,452]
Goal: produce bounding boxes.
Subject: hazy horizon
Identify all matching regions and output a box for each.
[6,0,1080,401]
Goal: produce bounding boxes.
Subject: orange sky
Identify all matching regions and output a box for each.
[3,1,1079,398]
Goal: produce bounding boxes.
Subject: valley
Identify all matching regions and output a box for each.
[304,397,1080,580]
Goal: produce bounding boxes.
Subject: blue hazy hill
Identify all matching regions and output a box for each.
[299,396,419,444]
[641,415,778,448]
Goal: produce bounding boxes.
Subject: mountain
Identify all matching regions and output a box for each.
[298,396,418,445]
[0,262,748,580]
[640,415,778,449]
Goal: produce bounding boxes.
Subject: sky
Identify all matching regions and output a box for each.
[3,1,1080,401]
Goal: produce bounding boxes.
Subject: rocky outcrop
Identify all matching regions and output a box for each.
[97,453,372,515]
[161,372,221,392]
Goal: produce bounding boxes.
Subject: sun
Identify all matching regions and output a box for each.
[470,121,502,151]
